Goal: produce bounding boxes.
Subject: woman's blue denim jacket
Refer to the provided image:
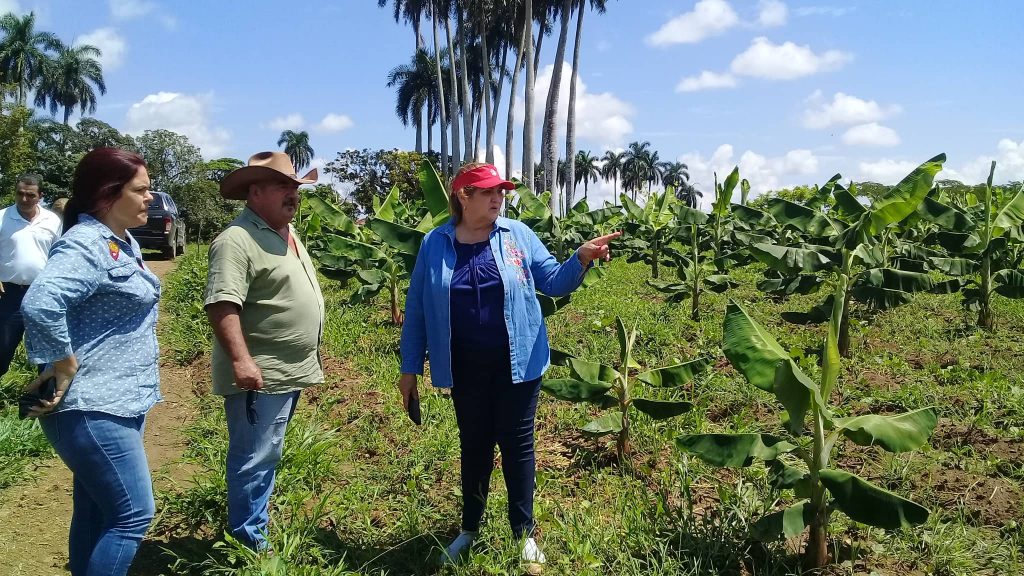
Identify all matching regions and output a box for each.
[400,217,588,388]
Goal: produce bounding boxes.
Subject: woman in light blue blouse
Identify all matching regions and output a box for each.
[21,147,160,576]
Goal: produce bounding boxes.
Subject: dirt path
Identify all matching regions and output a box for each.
[0,257,197,575]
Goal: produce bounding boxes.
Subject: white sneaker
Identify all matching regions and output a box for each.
[521,537,546,564]
[441,530,477,564]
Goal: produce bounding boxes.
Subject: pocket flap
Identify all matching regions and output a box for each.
[107,262,137,279]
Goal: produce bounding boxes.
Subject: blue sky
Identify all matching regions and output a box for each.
[7,0,1023,206]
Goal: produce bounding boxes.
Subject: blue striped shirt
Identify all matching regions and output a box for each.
[21,214,162,417]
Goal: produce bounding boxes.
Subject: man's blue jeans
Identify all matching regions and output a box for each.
[224,390,300,550]
[0,282,30,377]
[39,410,154,576]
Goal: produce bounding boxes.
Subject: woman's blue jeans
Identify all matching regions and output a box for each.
[224,390,299,550]
[39,410,154,576]
[451,345,541,538]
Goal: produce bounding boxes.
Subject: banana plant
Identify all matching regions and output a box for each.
[542,317,711,462]
[311,161,450,324]
[923,162,1024,329]
[647,205,739,320]
[750,155,947,356]
[678,299,936,568]
[620,189,680,279]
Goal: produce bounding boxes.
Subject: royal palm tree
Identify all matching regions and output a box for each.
[276,130,314,172]
[0,12,61,106]
[659,160,689,190]
[565,0,608,211]
[387,48,441,153]
[34,43,106,125]
[521,0,535,189]
[675,180,703,209]
[541,0,572,211]
[600,149,624,196]
[574,149,599,202]
[622,140,653,202]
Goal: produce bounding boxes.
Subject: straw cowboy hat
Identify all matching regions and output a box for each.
[220,151,318,200]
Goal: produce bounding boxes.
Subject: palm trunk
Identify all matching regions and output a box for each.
[427,107,434,152]
[473,99,483,159]
[444,13,461,172]
[506,17,527,179]
[414,13,424,51]
[522,0,536,190]
[415,106,423,153]
[456,10,474,163]
[432,13,449,176]
[565,1,585,214]
[63,106,72,126]
[533,18,545,75]
[486,44,508,165]
[542,0,572,214]
[479,11,495,164]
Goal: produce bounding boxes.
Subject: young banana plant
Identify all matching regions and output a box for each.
[542,317,711,462]
[620,189,680,279]
[308,161,450,325]
[921,161,1024,329]
[677,297,936,568]
[750,155,947,356]
[647,205,739,321]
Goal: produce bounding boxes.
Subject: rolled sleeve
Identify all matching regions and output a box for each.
[21,237,101,365]
[204,229,252,309]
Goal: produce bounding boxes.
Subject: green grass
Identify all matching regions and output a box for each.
[145,255,1024,575]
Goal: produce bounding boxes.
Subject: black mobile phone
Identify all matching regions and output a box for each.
[407,394,421,425]
[18,376,57,420]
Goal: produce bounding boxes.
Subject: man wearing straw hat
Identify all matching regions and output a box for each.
[204,151,325,551]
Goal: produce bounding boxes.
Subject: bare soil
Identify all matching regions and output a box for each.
[0,257,198,575]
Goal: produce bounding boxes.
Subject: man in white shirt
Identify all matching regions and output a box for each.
[0,174,62,376]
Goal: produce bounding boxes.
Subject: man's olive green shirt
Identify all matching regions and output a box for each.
[205,207,324,396]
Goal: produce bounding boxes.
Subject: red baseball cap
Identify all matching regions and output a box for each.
[451,164,516,192]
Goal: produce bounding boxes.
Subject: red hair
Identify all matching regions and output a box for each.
[64,147,147,233]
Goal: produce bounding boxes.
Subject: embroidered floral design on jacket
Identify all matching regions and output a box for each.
[503,236,529,287]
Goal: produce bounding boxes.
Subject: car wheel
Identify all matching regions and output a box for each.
[163,243,176,260]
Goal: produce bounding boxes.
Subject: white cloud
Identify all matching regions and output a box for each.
[944,138,1024,184]
[802,91,901,129]
[75,28,126,71]
[125,92,231,158]
[646,0,738,46]
[730,36,851,80]
[855,159,919,184]
[758,0,788,27]
[266,113,305,131]
[680,144,819,206]
[315,113,354,133]
[676,70,737,92]
[516,62,634,150]
[0,1,24,15]
[842,123,900,147]
[109,0,155,20]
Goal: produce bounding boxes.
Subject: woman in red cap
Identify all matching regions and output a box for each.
[398,162,618,566]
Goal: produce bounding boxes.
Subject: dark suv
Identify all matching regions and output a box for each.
[130,191,186,259]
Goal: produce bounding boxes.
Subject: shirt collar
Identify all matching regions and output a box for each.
[438,216,512,239]
[241,206,272,230]
[78,214,130,245]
